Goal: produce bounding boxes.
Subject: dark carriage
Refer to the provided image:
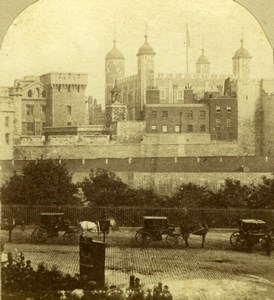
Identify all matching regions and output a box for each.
[135,216,180,247]
[31,213,79,243]
[230,219,272,250]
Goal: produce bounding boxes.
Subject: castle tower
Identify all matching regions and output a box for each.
[196,48,210,78]
[105,40,125,106]
[232,38,252,80]
[137,31,156,119]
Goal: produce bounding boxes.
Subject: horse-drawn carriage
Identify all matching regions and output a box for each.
[135,216,208,247]
[31,213,79,243]
[230,219,273,251]
[135,216,176,247]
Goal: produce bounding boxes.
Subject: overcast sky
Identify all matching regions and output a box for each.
[0,0,272,103]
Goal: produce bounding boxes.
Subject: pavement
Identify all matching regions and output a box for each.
[1,227,274,299]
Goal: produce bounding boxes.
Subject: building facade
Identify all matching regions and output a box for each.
[105,35,228,121]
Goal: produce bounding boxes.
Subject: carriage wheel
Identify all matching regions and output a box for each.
[63,231,78,244]
[135,231,152,247]
[230,231,244,249]
[230,232,241,247]
[31,228,48,244]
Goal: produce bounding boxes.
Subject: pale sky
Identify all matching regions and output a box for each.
[0,0,272,104]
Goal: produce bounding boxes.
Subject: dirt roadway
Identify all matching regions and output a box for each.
[1,228,274,299]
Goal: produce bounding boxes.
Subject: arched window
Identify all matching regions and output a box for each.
[77,86,80,92]
[28,90,32,97]
[42,90,46,98]
[68,85,71,92]
[35,88,40,98]
[58,85,61,92]
[187,110,193,119]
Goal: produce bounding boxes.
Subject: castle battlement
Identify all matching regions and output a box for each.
[157,73,229,80]
[118,74,138,84]
[40,72,88,86]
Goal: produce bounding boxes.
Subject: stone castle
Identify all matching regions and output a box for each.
[0,34,274,193]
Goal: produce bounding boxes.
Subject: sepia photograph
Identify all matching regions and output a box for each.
[0,0,273,299]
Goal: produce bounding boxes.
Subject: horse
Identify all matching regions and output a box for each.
[180,220,209,248]
[78,218,118,237]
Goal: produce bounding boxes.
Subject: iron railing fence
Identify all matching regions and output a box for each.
[1,205,274,228]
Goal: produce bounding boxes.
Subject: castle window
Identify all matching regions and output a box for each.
[151,125,157,132]
[162,125,168,133]
[5,133,10,144]
[162,111,168,118]
[26,122,34,132]
[175,125,180,133]
[216,106,221,113]
[199,110,206,119]
[5,116,9,127]
[58,85,61,92]
[227,119,232,127]
[227,132,233,140]
[41,105,47,114]
[227,106,232,113]
[26,105,34,116]
[152,111,157,118]
[67,106,72,115]
[68,85,71,92]
[216,119,221,127]
[187,110,193,119]
[200,124,206,132]
[42,90,46,98]
[187,125,193,132]
[35,88,40,98]
[77,86,80,92]
[67,122,72,126]
[178,90,183,99]
[28,90,32,97]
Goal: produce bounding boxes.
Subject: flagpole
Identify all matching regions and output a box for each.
[186,24,189,75]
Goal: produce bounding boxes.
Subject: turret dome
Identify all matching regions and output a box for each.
[137,35,156,56]
[233,39,252,59]
[106,40,124,60]
[196,49,210,64]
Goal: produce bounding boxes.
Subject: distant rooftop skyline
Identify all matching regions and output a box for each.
[0,0,272,103]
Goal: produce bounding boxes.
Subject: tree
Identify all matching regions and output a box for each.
[170,182,211,208]
[81,168,128,206]
[249,176,274,209]
[1,160,78,205]
[216,178,254,208]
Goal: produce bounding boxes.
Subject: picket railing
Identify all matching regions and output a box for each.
[1,205,273,228]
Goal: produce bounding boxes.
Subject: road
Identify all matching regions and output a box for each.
[1,227,274,299]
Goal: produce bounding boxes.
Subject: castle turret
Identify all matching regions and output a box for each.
[196,48,210,78]
[137,32,156,119]
[105,81,126,134]
[232,39,252,80]
[105,40,125,106]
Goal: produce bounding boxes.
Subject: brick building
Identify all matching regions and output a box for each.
[206,95,238,141]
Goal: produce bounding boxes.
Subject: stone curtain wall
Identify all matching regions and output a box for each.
[117,121,146,143]
[13,142,243,160]
[1,156,274,193]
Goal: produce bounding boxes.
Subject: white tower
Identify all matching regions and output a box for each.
[232,39,252,80]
